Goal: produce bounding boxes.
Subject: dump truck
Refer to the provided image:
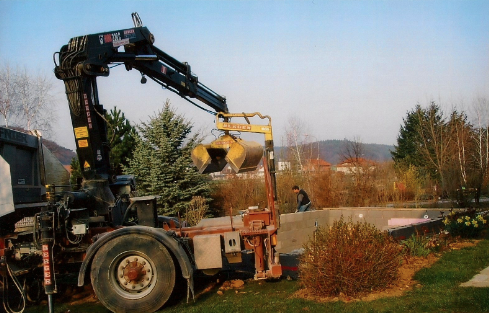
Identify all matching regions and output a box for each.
[0,13,280,313]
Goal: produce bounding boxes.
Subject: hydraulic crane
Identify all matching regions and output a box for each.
[0,13,280,313]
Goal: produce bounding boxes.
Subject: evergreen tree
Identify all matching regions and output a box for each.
[392,102,471,198]
[68,107,136,184]
[392,102,446,180]
[391,104,423,169]
[124,100,210,216]
[105,106,137,175]
[69,157,82,189]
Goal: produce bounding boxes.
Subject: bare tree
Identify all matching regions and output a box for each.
[0,62,18,127]
[284,116,308,171]
[450,110,471,187]
[415,102,453,196]
[471,97,489,202]
[17,68,56,135]
[340,136,365,164]
[0,62,56,135]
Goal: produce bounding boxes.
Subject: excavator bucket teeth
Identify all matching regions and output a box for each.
[226,140,263,173]
[191,144,228,174]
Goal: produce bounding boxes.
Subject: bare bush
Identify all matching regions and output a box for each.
[274,160,399,210]
[299,217,403,297]
[184,196,209,226]
[210,176,266,215]
[309,171,345,208]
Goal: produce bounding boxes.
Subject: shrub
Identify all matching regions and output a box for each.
[443,211,487,238]
[184,196,208,226]
[400,233,433,257]
[209,176,266,215]
[299,217,404,297]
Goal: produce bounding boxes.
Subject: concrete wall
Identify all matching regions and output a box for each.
[276,208,451,253]
[276,210,330,252]
[196,207,454,254]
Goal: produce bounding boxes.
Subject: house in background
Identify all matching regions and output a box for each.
[302,158,331,172]
[277,160,291,171]
[335,157,375,174]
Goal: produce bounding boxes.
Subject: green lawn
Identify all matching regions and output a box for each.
[24,234,489,313]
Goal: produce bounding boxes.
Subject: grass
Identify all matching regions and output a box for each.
[23,233,489,313]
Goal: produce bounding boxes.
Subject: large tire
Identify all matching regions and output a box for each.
[90,234,176,313]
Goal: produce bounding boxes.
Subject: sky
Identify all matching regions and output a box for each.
[1,0,488,151]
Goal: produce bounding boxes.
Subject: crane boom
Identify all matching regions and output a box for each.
[54,22,227,180]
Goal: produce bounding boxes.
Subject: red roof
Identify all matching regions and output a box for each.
[337,157,374,167]
[63,164,72,173]
[303,158,331,171]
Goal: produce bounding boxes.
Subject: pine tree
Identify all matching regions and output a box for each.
[124,100,210,216]
[391,105,424,170]
[105,106,137,175]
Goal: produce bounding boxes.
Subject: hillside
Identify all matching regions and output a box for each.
[276,139,394,165]
[42,139,76,165]
[4,127,393,166]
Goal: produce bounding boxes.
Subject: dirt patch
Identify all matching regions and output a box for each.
[449,239,481,250]
[293,239,480,303]
[358,253,439,302]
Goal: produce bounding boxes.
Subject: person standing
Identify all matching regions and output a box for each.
[292,186,311,212]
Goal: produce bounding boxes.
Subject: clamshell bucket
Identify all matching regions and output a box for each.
[191,135,236,174]
[192,134,264,174]
[191,145,227,174]
[226,140,263,173]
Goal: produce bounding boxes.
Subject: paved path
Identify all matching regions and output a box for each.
[460,266,489,287]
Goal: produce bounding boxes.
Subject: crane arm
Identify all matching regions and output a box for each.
[54,19,227,180]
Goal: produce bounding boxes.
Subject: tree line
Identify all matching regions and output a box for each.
[392,100,489,205]
[216,99,489,213]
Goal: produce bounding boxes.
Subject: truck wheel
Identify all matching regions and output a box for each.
[91,234,176,313]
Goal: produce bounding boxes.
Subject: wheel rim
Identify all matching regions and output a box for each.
[109,250,157,299]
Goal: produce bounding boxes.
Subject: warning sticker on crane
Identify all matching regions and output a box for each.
[74,127,89,139]
[78,139,88,148]
[123,29,136,39]
[113,38,130,47]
